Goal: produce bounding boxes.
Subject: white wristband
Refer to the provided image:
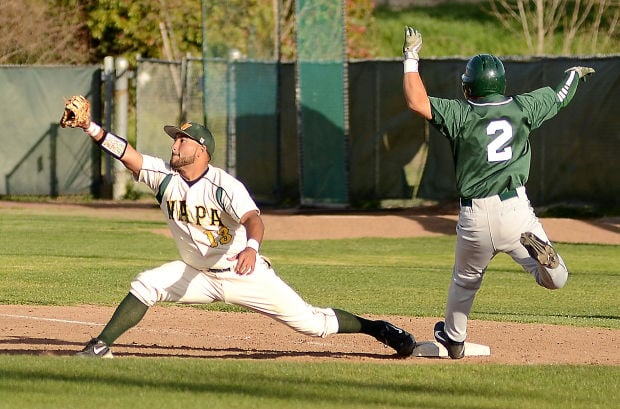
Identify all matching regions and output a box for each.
[86,122,101,138]
[404,59,419,73]
[246,238,260,252]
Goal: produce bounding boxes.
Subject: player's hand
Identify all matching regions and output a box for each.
[228,248,257,275]
[403,26,422,60]
[565,66,595,81]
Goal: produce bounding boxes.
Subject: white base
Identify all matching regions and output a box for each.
[412,341,490,358]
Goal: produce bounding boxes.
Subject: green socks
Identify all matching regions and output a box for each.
[98,292,149,346]
[98,301,383,345]
[333,308,382,336]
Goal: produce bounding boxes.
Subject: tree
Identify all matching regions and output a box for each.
[0,0,93,64]
[154,0,376,62]
[487,0,619,55]
[0,0,376,65]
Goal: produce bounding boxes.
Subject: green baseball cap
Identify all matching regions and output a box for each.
[164,121,215,156]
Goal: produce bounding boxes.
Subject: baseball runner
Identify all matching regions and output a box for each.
[400,27,594,358]
[59,96,415,358]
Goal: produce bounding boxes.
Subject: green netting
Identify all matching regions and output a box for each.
[0,66,100,196]
[136,58,228,167]
[136,60,184,159]
[296,0,348,206]
[232,62,278,203]
[136,58,279,202]
[134,56,620,209]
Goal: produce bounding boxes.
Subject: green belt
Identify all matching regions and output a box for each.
[460,188,518,207]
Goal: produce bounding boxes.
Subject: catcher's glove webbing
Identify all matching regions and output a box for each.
[60,95,128,159]
[60,95,90,128]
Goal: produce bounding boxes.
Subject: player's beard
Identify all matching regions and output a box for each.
[170,151,197,170]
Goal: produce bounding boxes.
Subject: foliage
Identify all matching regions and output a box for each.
[0,0,93,64]
[85,0,163,61]
[82,0,375,64]
[488,0,619,55]
[372,2,518,57]
[2,1,617,65]
[347,0,378,59]
[280,0,376,60]
[372,1,619,58]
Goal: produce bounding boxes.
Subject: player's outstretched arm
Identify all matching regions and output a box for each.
[86,126,142,177]
[402,26,432,120]
[59,95,143,176]
[554,66,595,108]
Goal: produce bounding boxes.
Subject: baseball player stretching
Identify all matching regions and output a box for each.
[400,27,594,358]
[66,97,415,358]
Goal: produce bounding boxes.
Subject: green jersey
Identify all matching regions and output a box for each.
[429,71,581,199]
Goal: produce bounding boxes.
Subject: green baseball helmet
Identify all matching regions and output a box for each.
[461,54,506,99]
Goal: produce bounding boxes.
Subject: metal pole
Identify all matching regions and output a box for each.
[103,56,115,189]
[274,0,282,202]
[113,57,130,200]
[201,0,208,125]
[226,49,241,177]
[49,124,58,197]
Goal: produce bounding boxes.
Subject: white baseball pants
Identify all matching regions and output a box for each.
[129,256,339,338]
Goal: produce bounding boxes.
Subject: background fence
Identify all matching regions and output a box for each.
[0,66,101,197]
[135,55,620,209]
[1,56,619,209]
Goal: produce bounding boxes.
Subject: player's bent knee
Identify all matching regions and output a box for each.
[129,279,158,307]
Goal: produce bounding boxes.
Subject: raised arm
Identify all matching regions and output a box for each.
[555,66,595,108]
[402,27,432,120]
[60,95,143,177]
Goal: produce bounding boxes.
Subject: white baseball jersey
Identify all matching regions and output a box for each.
[139,154,258,271]
[127,154,339,338]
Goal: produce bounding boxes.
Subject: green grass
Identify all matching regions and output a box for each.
[0,210,619,408]
[372,3,520,58]
[371,3,620,58]
[0,215,173,305]
[268,241,620,328]
[0,356,618,409]
[0,213,618,327]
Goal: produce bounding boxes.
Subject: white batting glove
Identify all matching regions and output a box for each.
[403,26,422,61]
[565,66,595,81]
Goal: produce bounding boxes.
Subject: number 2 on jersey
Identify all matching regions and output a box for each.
[486,119,513,162]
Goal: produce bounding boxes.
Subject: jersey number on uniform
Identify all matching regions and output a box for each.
[486,119,513,162]
[204,226,233,248]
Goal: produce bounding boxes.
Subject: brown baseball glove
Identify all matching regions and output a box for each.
[60,95,90,128]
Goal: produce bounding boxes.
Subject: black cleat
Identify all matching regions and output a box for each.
[520,232,559,268]
[434,321,464,359]
[375,321,416,357]
[75,338,113,358]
